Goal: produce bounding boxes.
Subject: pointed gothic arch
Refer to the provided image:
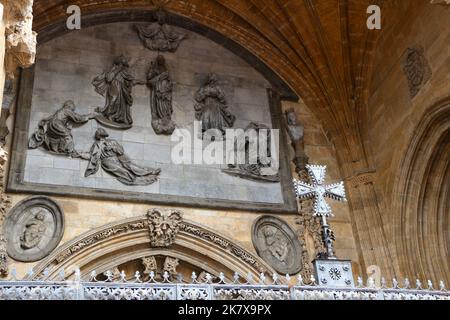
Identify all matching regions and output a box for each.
[393,95,450,283]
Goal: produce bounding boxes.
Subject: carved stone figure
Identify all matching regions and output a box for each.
[142,256,158,276]
[20,211,47,250]
[194,73,235,138]
[92,55,145,129]
[146,208,183,247]
[135,10,187,53]
[4,196,64,262]
[402,46,432,98]
[3,0,37,79]
[223,122,280,182]
[285,108,309,174]
[262,226,288,263]
[163,257,179,275]
[84,128,161,185]
[147,55,176,135]
[28,100,95,159]
[252,216,302,275]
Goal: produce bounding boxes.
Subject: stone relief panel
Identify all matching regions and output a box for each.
[252,216,302,275]
[4,196,64,262]
[402,46,432,98]
[10,21,295,212]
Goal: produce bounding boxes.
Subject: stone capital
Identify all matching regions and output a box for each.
[1,0,37,79]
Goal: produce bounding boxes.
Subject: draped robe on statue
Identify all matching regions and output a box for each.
[148,67,173,121]
[28,104,91,158]
[85,138,161,186]
[194,81,235,135]
[92,65,135,126]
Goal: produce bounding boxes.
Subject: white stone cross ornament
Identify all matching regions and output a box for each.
[293,164,347,217]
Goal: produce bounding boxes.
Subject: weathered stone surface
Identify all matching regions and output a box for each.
[4,196,64,262]
[252,215,302,275]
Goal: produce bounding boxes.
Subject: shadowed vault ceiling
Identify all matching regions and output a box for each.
[31,0,405,176]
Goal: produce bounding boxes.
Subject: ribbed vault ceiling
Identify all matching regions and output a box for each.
[31,0,405,175]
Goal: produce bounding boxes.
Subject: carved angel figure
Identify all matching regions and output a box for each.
[20,211,47,250]
[194,73,235,137]
[136,10,187,52]
[147,209,183,247]
[28,100,95,158]
[84,128,161,185]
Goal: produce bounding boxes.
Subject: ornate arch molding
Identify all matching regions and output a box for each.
[393,96,450,283]
[28,215,276,283]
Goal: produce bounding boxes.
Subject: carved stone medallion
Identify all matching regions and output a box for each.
[252,215,302,275]
[4,196,64,262]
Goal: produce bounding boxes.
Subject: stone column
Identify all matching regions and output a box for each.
[0,0,36,277]
[345,170,398,280]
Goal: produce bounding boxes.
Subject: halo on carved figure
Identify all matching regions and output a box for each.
[252,215,302,275]
[4,196,64,262]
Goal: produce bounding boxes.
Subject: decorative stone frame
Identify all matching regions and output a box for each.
[6,10,299,214]
[4,196,65,262]
[252,215,302,275]
[28,215,276,283]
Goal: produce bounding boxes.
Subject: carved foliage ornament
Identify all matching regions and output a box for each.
[147,208,183,247]
[402,46,432,98]
[3,0,37,79]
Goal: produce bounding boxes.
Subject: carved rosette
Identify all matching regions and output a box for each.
[0,147,11,277]
[147,208,183,247]
[3,0,37,79]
